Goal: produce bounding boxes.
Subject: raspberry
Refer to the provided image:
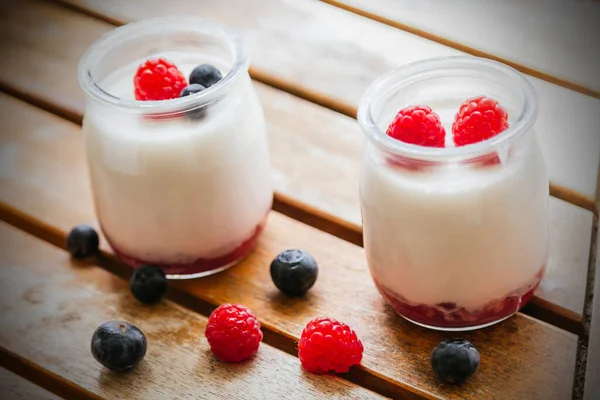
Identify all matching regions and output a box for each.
[134,58,187,101]
[386,105,445,148]
[298,317,363,374]
[452,96,509,146]
[205,304,262,362]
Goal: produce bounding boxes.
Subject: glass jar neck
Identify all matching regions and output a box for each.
[358,56,538,163]
[78,16,248,117]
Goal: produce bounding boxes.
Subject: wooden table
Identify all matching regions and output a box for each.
[0,1,598,399]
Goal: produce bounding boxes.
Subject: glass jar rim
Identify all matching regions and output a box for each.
[77,15,248,114]
[357,56,538,160]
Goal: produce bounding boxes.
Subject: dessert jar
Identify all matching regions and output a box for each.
[78,17,273,279]
[357,56,549,330]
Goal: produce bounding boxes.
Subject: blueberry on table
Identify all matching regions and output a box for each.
[431,338,480,384]
[189,64,222,88]
[66,225,99,259]
[91,321,147,372]
[130,265,167,304]
[270,249,318,296]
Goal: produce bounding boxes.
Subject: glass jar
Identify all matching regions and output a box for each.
[78,17,273,279]
[357,56,549,330]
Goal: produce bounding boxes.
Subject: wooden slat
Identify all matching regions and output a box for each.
[584,222,600,400]
[0,92,580,399]
[538,200,592,317]
[50,0,600,206]
[323,0,600,97]
[0,223,384,400]
[0,368,62,400]
[0,0,593,323]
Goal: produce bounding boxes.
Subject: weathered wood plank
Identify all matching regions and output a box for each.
[48,0,600,204]
[0,368,63,400]
[0,222,384,400]
[0,0,594,320]
[324,0,600,96]
[0,92,579,399]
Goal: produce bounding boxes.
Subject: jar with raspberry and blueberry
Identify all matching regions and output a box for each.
[357,56,549,330]
[78,17,273,279]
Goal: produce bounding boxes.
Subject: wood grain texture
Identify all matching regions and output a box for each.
[0,0,595,320]
[50,0,600,204]
[323,0,600,96]
[0,368,62,400]
[0,93,580,400]
[0,222,384,400]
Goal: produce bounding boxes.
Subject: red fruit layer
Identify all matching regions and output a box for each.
[107,216,268,276]
[373,266,545,329]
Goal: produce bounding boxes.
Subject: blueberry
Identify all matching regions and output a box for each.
[66,225,99,259]
[130,265,167,304]
[91,321,147,372]
[431,338,480,384]
[179,83,206,98]
[189,64,222,88]
[179,84,207,120]
[270,249,318,296]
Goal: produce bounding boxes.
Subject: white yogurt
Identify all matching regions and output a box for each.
[82,53,273,266]
[360,131,549,310]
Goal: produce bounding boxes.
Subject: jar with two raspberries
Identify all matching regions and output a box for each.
[358,57,549,331]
